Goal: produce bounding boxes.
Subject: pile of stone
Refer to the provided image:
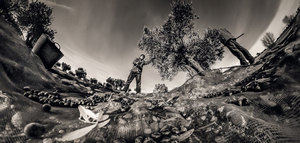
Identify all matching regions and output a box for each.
[22,87,111,108]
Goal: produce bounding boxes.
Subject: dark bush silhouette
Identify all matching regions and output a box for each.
[17,1,56,48]
[282,15,294,25]
[75,67,87,79]
[61,62,71,71]
[262,32,275,48]
[0,0,26,35]
[90,78,98,84]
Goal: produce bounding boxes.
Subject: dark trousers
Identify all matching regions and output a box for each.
[226,40,255,65]
[123,71,142,93]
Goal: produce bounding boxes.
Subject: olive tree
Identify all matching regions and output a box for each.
[138,0,224,80]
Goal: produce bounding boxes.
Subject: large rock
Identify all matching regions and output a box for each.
[24,123,46,138]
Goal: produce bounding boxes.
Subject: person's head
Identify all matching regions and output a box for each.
[139,54,145,60]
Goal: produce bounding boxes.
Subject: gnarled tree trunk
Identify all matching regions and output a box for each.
[185,56,205,76]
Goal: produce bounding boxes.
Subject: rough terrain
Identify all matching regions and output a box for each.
[0,9,299,143]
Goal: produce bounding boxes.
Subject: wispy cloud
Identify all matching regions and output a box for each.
[31,0,74,12]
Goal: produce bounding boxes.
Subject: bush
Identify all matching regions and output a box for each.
[153,84,168,93]
[106,77,125,90]
[282,15,294,25]
[61,62,71,71]
[90,78,98,84]
[261,32,275,48]
[75,67,87,79]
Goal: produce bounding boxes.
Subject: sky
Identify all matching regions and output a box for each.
[46,0,299,93]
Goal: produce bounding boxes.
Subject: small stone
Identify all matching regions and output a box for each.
[58,129,65,134]
[152,116,158,122]
[10,105,15,109]
[23,92,30,97]
[241,98,250,106]
[201,116,206,121]
[135,136,144,143]
[213,129,220,134]
[144,128,152,134]
[118,118,127,124]
[210,116,217,122]
[23,86,31,91]
[162,130,170,136]
[123,113,132,119]
[151,132,161,140]
[43,138,53,143]
[217,106,224,113]
[205,127,212,132]
[171,127,180,134]
[113,138,127,143]
[24,123,46,138]
[143,137,156,143]
[42,104,51,112]
[161,138,171,143]
[11,112,23,129]
[215,136,226,143]
[180,126,187,132]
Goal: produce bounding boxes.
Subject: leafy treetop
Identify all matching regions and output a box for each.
[138,0,224,80]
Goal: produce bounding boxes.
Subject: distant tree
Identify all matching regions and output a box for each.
[75,67,87,79]
[17,1,55,48]
[0,0,27,35]
[138,0,224,80]
[90,78,98,84]
[105,77,124,90]
[261,32,275,48]
[153,84,168,93]
[61,62,71,71]
[282,15,294,25]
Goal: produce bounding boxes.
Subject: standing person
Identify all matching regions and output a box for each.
[123,54,153,93]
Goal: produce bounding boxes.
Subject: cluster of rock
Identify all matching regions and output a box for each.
[204,88,241,98]
[22,86,111,108]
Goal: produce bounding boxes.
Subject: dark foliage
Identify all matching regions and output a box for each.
[17,1,56,48]
[90,78,98,84]
[61,62,71,71]
[262,32,275,48]
[138,0,224,80]
[282,15,294,25]
[0,0,27,35]
[75,67,87,79]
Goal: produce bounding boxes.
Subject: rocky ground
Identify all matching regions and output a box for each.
[0,9,300,143]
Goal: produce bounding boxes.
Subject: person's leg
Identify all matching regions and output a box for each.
[135,73,142,93]
[123,71,136,92]
[233,40,255,64]
[226,40,249,65]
